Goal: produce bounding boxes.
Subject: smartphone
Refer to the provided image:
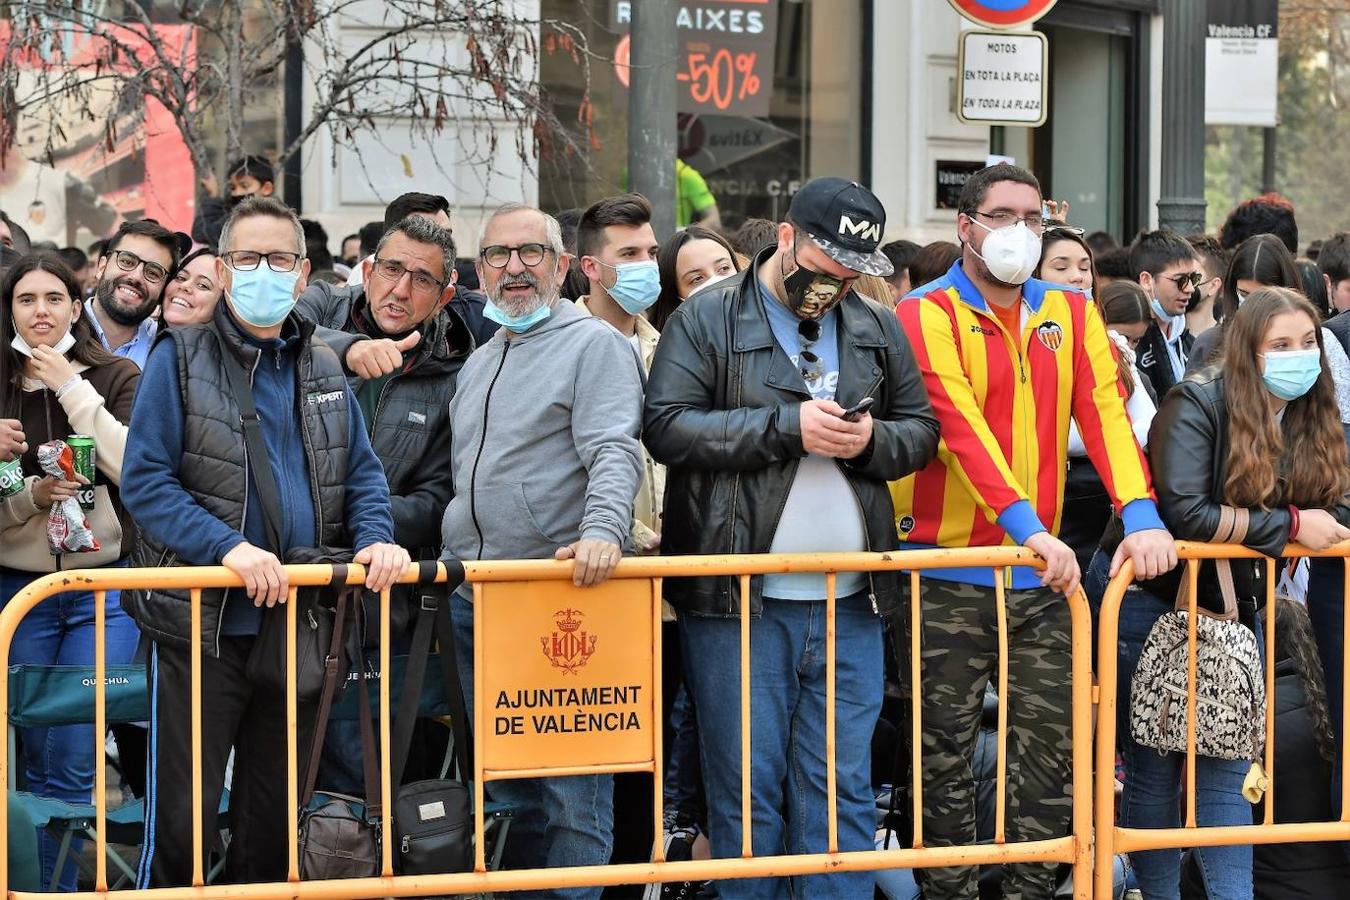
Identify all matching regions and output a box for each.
[840,397,874,422]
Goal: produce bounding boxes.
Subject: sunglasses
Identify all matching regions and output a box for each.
[1162,272,1204,290]
[797,319,823,384]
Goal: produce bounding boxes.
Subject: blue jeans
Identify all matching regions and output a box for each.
[1,564,140,892]
[1115,586,1255,900]
[662,681,704,827]
[680,595,883,899]
[450,591,612,900]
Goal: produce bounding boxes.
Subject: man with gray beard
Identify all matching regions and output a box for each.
[440,203,644,897]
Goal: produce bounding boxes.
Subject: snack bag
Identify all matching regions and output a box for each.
[36,441,100,554]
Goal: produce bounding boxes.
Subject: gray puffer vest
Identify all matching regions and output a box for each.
[126,304,351,655]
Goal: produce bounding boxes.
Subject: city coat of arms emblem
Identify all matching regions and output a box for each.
[541,608,597,674]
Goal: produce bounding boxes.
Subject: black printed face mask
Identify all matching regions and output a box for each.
[781,245,848,321]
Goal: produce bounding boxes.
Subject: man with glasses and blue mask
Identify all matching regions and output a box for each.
[894,163,1177,900]
[1128,228,1203,397]
[120,196,409,887]
[87,219,186,368]
[644,176,941,898]
[439,202,644,897]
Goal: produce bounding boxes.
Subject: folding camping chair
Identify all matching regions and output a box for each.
[7,663,229,890]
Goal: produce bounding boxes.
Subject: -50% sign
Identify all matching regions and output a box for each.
[678,48,762,112]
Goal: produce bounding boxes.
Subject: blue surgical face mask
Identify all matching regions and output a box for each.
[1082,285,1094,301]
[600,260,661,315]
[1149,296,1186,339]
[226,265,300,327]
[484,296,551,333]
[1261,348,1322,401]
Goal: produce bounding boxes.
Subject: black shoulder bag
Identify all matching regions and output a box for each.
[389,559,475,874]
[297,580,383,879]
[214,331,349,703]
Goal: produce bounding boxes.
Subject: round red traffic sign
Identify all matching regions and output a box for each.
[947,0,1058,28]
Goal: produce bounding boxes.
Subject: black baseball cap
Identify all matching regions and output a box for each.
[787,177,893,277]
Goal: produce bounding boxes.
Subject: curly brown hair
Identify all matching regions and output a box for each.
[1220,286,1350,509]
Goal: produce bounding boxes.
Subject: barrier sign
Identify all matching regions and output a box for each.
[611,1,779,117]
[957,30,1048,127]
[477,578,658,773]
[948,0,1058,29]
[1205,0,1278,127]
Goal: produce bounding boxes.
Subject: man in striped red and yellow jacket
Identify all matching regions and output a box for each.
[891,165,1176,900]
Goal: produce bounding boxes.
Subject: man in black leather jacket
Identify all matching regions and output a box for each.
[644,177,939,897]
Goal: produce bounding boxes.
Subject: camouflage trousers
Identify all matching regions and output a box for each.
[909,579,1073,900]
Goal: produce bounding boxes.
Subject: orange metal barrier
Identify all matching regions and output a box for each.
[0,547,1094,898]
[1094,541,1350,899]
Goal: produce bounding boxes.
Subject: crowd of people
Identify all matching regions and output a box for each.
[1,157,1349,900]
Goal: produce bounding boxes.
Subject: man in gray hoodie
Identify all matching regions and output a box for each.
[441,202,644,896]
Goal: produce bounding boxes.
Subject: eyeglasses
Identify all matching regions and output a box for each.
[372,257,445,295]
[110,250,168,285]
[223,250,302,273]
[797,319,823,384]
[967,210,1049,234]
[480,243,551,269]
[1163,271,1204,289]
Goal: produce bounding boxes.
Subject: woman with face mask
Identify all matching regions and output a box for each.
[1104,286,1350,900]
[0,253,141,891]
[1188,234,1350,426]
[651,225,741,332]
[160,247,222,327]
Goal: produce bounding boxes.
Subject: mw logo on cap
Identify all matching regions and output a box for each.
[838,214,881,243]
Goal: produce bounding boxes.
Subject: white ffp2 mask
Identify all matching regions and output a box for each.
[969,219,1042,286]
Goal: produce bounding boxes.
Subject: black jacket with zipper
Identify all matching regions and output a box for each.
[294,281,473,553]
[642,250,941,618]
[1136,320,1195,399]
[1102,367,1350,612]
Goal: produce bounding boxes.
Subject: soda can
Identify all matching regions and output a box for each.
[67,434,96,510]
[0,457,23,498]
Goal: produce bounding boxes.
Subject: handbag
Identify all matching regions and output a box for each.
[246,549,356,704]
[389,559,474,875]
[1129,506,1266,761]
[297,582,383,879]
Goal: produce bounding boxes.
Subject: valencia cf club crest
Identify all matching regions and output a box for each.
[1036,321,1064,352]
[541,608,597,675]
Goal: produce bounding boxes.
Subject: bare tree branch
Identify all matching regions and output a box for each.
[0,0,597,207]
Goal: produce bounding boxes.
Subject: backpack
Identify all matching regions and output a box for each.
[1130,557,1266,761]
